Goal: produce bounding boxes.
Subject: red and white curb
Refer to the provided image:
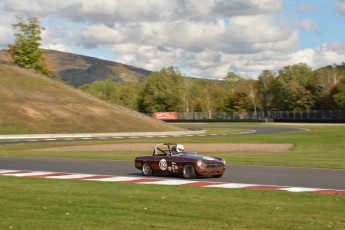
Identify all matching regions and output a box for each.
[1,169,344,195]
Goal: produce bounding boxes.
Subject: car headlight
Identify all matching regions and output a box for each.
[197,160,206,169]
[222,159,226,165]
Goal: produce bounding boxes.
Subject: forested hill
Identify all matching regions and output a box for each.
[79,63,345,113]
[44,50,152,87]
[0,62,182,134]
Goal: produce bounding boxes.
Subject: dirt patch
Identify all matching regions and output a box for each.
[38,143,293,152]
[21,106,44,119]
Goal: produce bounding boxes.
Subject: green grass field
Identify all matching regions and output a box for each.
[1,123,345,229]
[1,176,345,230]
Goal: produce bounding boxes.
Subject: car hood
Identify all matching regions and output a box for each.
[179,155,223,164]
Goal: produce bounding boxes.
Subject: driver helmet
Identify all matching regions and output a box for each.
[176,144,184,152]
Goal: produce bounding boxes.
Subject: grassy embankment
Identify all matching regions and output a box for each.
[0,63,181,134]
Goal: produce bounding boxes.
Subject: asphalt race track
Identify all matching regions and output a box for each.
[1,125,344,191]
[0,125,307,146]
[1,157,345,190]
[189,125,308,134]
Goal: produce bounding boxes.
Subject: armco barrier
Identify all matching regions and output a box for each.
[0,130,206,140]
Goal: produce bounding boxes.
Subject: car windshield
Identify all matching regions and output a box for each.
[172,151,198,156]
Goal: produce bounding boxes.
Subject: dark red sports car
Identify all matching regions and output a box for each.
[135,143,226,179]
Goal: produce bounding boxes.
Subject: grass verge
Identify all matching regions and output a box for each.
[1,176,345,230]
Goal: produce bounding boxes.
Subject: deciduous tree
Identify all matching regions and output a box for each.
[138,67,184,112]
[256,70,275,115]
[11,16,53,76]
[271,63,314,110]
[331,78,345,109]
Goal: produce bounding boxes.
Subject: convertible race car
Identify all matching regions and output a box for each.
[134,143,226,179]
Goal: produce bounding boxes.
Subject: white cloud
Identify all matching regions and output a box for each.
[337,0,345,16]
[81,14,296,54]
[313,42,345,66]
[185,0,283,17]
[2,0,77,16]
[1,0,282,23]
[222,15,298,52]
[41,30,74,52]
[282,42,345,70]
[297,18,319,34]
[100,13,299,78]
[0,14,15,46]
[0,0,343,79]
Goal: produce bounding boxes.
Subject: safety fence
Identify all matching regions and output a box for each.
[147,110,345,122]
[269,110,345,120]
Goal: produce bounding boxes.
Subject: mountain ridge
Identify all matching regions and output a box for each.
[44,50,152,87]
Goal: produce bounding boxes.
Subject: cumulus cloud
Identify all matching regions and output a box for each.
[2,0,75,16]
[41,29,74,52]
[2,0,283,23]
[0,0,343,79]
[313,42,345,65]
[280,42,345,70]
[103,12,299,78]
[81,14,296,54]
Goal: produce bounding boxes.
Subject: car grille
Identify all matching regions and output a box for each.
[206,164,224,169]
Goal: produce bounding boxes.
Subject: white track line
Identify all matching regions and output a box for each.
[279,187,323,192]
[4,171,51,177]
[140,179,196,185]
[206,183,257,188]
[85,176,141,182]
[46,174,97,179]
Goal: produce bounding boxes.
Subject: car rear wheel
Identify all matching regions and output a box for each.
[182,163,196,179]
[142,162,153,176]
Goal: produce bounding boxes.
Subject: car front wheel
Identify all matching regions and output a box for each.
[182,163,196,179]
[142,162,153,176]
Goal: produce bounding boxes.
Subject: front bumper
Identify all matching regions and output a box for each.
[195,167,225,176]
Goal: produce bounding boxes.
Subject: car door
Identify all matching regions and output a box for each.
[153,155,172,173]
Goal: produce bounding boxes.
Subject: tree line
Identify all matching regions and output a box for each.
[80,64,345,114]
[3,17,345,113]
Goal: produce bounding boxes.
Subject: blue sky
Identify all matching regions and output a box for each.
[283,0,345,48]
[1,0,345,79]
